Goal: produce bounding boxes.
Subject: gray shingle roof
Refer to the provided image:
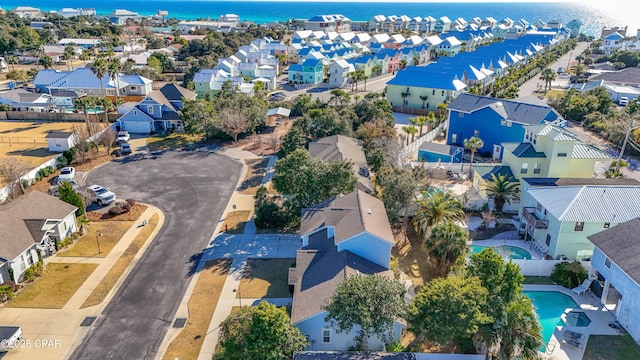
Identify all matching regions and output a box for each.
[527,185,640,222]
[591,67,640,86]
[45,131,73,139]
[0,191,77,260]
[289,237,394,324]
[300,190,394,245]
[159,83,197,102]
[309,136,373,193]
[448,93,558,125]
[588,218,640,285]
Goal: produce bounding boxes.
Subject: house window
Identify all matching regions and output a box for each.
[441,90,445,96]
[63,222,67,231]
[557,152,567,157]
[546,234,551,246]
[432,90,435,95]
[520,163,528,174]
[134,110,138,116]
[55,140,62,147]
[459,112,464,117]
[533,135,537,144]
[26,253,34,265]
[604,222,610,228]
[406,87,410,93]
[322,329,331,343]
[604,257,611,269]
[474,130,479,137]
[536,202,542,211]
[574,222,584,231]
[451,134,457,143]
[147,106,154,114]
[131,86,137,91]
[534,163,541,174]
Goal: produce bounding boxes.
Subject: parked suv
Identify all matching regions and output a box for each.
[86,185,116,206]
[120,142,132,155]
[116,131,130,143]
[58,167,76,182]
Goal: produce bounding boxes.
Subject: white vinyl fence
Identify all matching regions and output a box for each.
[398,121,447,165]
[513,259,592,277]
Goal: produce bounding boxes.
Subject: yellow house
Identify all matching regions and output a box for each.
[473,124,611,210]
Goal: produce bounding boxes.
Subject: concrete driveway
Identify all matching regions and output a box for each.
[69,150,242,360]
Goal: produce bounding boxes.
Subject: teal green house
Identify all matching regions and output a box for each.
[288,58,324,85]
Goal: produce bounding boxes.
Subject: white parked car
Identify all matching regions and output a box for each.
[0,326,23,352]
[86,185,116,206]
[117,131,130,143]
[58,167,76,182]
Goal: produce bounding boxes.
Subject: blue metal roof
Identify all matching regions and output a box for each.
[288,64,304,72]
[386,68,466,90]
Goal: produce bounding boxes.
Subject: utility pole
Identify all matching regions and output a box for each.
[616,120,637,172]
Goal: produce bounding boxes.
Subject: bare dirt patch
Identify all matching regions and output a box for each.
[86,204,147,222]
[81,213,160,308]
[392,225,442,290]
[162,259,232,360]
[238,258,295,298]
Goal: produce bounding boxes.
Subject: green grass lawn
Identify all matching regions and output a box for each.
[238,258,295,298]
[584,334,640,360]
[8,263,98,308]
[523,276,556,285]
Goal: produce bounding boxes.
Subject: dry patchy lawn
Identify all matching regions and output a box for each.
[81,213,159,308]
[238,158,269,195]
[238,258,294,298]
[8,263,98,308]
[221,210,251,234]
[59,221,133,258]
[162,259,232,360]
[392,225,443,290]
[0,121,75,166]
[146,133,203,151]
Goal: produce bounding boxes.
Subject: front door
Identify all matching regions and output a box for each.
[493,145,502,161]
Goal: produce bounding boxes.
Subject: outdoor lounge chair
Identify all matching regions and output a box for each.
[562,331,583,348]
[572,279,592,295]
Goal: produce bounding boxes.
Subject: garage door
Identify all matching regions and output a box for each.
[121,121,151,134]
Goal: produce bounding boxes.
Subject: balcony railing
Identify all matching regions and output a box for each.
[522,207,549,229]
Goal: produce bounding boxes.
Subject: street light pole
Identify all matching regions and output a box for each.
[616,120,637,172]
[95,231,102,254]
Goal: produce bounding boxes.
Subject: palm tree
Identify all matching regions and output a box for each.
[539,68,555,93]
[463,136,484,175]
[74,96,97,135]
[400,91,411,107]
[402,125,417,145]
[39,55,53,70]
[425,221,469,271]
[419,94,429,109]
[5,55,18,71]
[436,103,448,124]
[414,116,427,137]
[79,49,91,66]
[371,64,382,77]
[496,295,543,360]
[108,58,123,101]
[481,174,520,213]
[572,63,587,77]
[575,54,584,64]
[412,54,420,66]
[63,45,76,71]
[412,190,465,237]
[90,58,108,96]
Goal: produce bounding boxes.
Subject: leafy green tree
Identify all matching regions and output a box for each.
[375,166,426,222]
[324,274,406,350]
[407,273,490,349]
[180,99,217,138]
[467,248,524,311]
[481,174,520,213]
[463,136,484,175]
[215,301,308,360]
[425,221,469,271]
[58,182,85,216]
[550,261,587,289]
[272,148,356,216]
[412,190,464,237]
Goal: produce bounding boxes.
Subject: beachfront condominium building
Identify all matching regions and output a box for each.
[305,14,351,33]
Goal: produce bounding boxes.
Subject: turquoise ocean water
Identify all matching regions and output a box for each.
[0,1,636,37]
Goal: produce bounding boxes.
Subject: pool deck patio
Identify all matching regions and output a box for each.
[524,285,623,360]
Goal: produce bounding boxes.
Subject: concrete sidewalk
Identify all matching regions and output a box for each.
[1,205,164,360]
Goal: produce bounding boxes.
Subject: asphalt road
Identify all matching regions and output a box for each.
[69,150,242,360]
